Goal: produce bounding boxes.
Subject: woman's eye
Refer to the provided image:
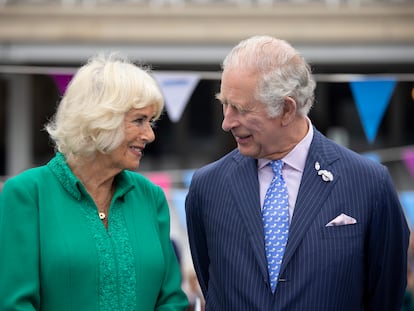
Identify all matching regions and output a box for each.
[133,118,145,125]
[132,117,157,128]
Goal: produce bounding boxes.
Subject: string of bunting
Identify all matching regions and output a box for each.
[48,71,414,229]
[49,72,405,141]
[0,65,412,142]
[2,66,414,228]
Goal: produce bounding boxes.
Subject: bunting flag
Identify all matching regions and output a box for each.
[402,148,414,180]
[50,74,73,95]
[350,78,396,144]
[153,72,200,123]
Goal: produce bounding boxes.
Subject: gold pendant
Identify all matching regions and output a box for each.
[99,212,106,220]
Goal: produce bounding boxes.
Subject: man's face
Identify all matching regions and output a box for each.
[218,68,286,159]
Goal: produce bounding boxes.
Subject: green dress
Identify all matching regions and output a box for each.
[0,153,188,311]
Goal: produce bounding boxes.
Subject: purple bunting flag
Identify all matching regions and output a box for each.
[50,74,73,95]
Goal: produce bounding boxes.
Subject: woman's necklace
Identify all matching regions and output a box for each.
[99,211,107,220]
[97,188,113,221]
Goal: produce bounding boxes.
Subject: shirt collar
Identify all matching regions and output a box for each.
[47,152,134,200]
[258,117,313,172]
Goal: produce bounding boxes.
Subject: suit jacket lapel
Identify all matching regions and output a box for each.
[280,130,340,275]
[227,152,269,280]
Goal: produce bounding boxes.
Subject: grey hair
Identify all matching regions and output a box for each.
[222,35,316,117]
[45,52,164,162]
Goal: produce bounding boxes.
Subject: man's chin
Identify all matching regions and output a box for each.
[237,145,256,158]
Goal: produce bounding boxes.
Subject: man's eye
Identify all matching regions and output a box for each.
[228,104,248,114]
[238,107,249,114]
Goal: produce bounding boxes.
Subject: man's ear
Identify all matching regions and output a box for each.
[281,96,297,126]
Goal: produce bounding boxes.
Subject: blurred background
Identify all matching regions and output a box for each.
[0,0,414,308]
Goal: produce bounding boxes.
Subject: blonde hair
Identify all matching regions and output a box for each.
[46,53,164,162]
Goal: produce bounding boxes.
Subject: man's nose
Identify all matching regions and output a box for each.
[222,105,238,132]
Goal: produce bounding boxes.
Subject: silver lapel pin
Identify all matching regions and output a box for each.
[314,162,334,182]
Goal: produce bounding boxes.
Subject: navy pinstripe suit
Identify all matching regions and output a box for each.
[185,129,409,311]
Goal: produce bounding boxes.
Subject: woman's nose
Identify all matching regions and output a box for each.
[142,122,155,143]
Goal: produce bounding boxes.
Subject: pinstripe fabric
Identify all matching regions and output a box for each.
[185,128,409,311]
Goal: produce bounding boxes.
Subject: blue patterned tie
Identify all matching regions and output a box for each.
[262,160,289,293]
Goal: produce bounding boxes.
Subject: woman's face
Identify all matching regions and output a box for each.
[107,105,157,171]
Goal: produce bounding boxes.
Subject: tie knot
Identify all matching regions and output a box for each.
[270,160,283,175]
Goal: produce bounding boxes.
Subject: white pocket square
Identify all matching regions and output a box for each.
[325,213,357,227]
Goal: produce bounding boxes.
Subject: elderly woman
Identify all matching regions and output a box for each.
[0,54,189,311]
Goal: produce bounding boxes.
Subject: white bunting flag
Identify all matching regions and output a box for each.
[153,72,200,123]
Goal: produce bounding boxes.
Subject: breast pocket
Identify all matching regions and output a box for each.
[322,223,364,240]
[319,223,365,258]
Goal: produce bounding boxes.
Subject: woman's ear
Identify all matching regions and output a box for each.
[281,96,297,126]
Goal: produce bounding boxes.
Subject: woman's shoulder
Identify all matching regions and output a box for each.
[3,165,51,187]
[0,165,54,200]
